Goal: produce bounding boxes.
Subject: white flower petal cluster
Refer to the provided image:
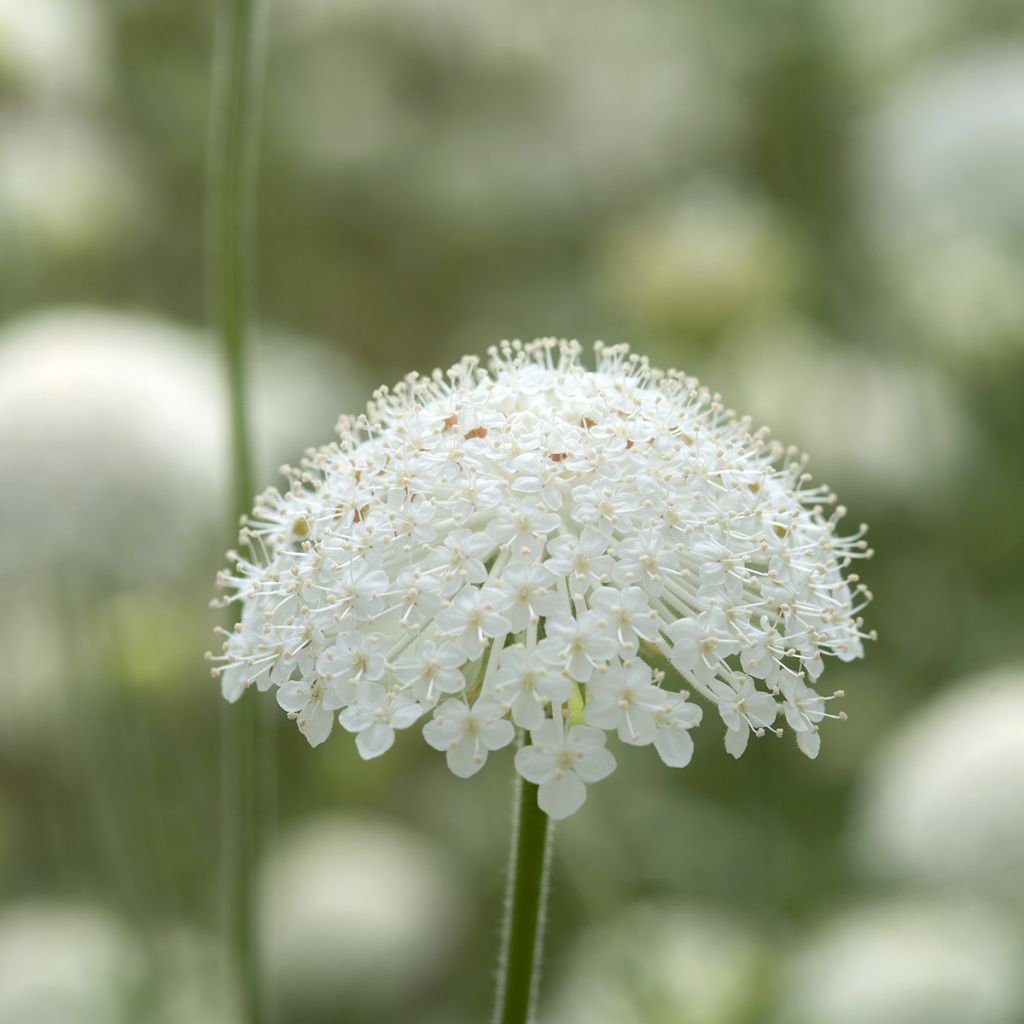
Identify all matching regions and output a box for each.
[212,340,871,819]
[775,900,1024,1024]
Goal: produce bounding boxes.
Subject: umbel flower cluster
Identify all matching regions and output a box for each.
[211,341,872,819]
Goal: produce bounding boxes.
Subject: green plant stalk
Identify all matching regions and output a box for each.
[494,774,554,1024]
[210,0,269,1020]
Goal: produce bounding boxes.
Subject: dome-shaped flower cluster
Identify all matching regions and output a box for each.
[211,340,872,818]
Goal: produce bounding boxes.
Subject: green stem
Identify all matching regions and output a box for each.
[210,0,269,1021]
[494,774,554,1024]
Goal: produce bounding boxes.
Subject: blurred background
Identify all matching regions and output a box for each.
[2,0,1024,1021]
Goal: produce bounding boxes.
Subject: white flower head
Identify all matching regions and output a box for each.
[775,900,1024,1024]
[212,340,871,816]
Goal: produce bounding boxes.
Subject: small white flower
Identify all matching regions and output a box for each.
[276,677,337,747]
[611,530,676,596]
[515,721,617,819]
[393,641,465,706]
[544,529,615,595]
[435,587,512,661]
[585,660,661,745]
[427,529,494,594]
[589,585,662,654]
[710,677,779,758]
[537,611,620,682]
[497,563,564,632]
[779,674,844,759]
[340,684,424,760]
[315,632,388,703]
[487,500,562,559]
[392,568,444,624]
[323,560,390,620]
[666,610,741,685]
[491,644,572,730]
[422,697,515,777]
[568,484,637,535]
[649,690,703,768]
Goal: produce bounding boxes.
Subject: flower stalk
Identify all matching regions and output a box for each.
[209,0,269,1020]
[494,773,554,1024]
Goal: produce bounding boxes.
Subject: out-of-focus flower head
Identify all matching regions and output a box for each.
[0,902,142,1024]
[0,112,141,259]
[271,0,741,220]
[544,904,763,1024]
[260,816,463,1013]
[599,183,801,340]
[0,0,109,101]
[0,308,367,590]
[825,0,1023,84]
[774,900,1024,1024]
[856,47,1024,353]
[706,317,978,503]
[213,340,871,819]
[0,308,368,747]
[853,667,1024,900]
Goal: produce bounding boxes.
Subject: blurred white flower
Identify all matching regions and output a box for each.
[0,0,109,100]
[272,0,740,218]
[599,184,801,337]
[0,308,367,746]
[0,111,141,258]
[774,900,1024,1024]
[857,48,1024,352]
[707,317,977,502]
[543,904,763,1024]
[260,816,463,1013]
[853,667,1024,899]
[214,340,871,818]
[0,308,367,589]
[825,0,1019,82]
[0,903,141,1024]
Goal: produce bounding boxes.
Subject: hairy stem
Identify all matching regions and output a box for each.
[210,0,269,1020]
[494,773,554,1024]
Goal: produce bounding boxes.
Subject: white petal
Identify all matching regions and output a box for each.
[785,701,811,733]
[276,680,309,714]
[390,702,424,730]
[422,717,458,751]
[583,695,620,730]
[220,664,246,703]
[298,704,333,747]
[514,745,557,785]
[538,772,587,819]
[654,726,695,768]
[480,717,515,751]
[529,719,563,750]
[356,722,395,759]
[574,746,616,784]
[510,692,545,730]
[746,692,779,727]
[447,736,485,778]
[724,724,749,759]
[339,705,373,732]
[797,727,821,759]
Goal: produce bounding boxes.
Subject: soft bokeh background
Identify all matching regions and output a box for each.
[2,1,1024,1021]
